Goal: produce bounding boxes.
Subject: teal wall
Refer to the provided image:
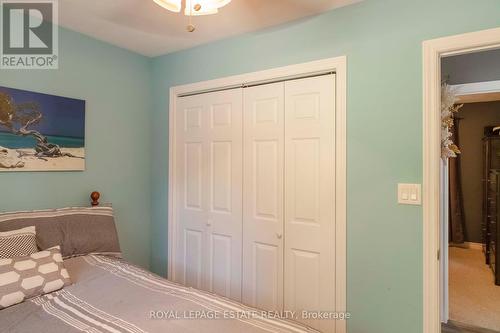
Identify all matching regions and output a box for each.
[0,28,152,269]
[150,1,500,332]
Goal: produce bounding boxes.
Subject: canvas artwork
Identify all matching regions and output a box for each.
[0,86,85,172]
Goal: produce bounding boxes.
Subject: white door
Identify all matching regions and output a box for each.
[175,89,243,301]
[242,82,285,311]
[284,75,336,333]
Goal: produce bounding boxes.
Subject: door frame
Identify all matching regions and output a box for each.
[439,160,449,323]
[168,56,347,332]
[422,27,500,333]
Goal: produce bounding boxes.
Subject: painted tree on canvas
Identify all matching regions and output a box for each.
[0,91,79,159]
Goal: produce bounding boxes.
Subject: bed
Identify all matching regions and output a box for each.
[0,193,316,333]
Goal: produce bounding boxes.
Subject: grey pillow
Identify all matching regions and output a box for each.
[0,246,71,309]
[0,226,38,258]
[0,207,121,259]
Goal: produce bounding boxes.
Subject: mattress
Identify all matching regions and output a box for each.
[0,255,316,333]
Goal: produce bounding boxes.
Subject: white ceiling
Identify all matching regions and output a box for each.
[58,0,361,57]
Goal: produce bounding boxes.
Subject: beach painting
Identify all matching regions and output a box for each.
[0,86,85,171]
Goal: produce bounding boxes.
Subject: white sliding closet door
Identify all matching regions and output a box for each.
[284,75,336,333]
[175,89,243,301]
[242,82,285,311]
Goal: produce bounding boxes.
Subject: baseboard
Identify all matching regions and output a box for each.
[466,242,483,250]
[449,242,482,250]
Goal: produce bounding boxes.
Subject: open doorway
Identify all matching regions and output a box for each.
[441,49,500,332]
[422,27,500,333]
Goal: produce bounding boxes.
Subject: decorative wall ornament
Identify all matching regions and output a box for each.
[441,83,463,160]
[0,86,85,172]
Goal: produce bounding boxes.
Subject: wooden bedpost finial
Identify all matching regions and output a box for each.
[90,191,100,206]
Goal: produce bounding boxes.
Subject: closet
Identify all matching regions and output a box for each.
[174,74,336,332]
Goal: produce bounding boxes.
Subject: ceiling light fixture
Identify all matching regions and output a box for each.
[153,0,232,32]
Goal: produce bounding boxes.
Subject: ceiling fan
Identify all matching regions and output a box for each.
[153,0,232,32]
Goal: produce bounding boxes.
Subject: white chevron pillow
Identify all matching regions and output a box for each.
[0,246,71,309]
[0,226,37,259]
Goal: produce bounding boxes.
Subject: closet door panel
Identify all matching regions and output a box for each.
[242,82,284,311]
[175,89,243,300]
[284,75,336,333]
[184,229,203,288]
[206,89,243,301]
[175,97,208,290]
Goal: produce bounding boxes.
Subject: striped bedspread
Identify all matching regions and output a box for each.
[0,255,317,333]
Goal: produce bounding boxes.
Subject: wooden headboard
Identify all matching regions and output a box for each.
[90,191,100,206]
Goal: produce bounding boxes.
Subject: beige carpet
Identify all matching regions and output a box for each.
[443,320,500,333]
[449,247,500,331]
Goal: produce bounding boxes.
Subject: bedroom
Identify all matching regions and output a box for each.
[0,1,499,333]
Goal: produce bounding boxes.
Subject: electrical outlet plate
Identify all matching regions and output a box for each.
[398,183,421,205]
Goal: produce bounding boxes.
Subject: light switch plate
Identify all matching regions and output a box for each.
[398,183,421,205]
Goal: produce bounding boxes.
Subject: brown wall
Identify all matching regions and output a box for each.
[458,101,500,242]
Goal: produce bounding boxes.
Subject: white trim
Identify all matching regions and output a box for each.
[439,161,449,324]
[448,242,483,250]
[167,56,347,333]
[462,242,483,250]
[423,27,500,333]
[451,80,500,96]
